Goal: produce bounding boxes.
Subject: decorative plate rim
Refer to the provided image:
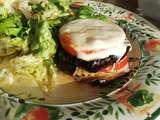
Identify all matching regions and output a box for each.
[0,0,160,114]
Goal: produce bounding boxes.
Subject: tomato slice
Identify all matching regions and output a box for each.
[59,32,77,56]
[22,108,49,120]
[144,39,160,51]
[101,55,129,72]
[99,55,129,80]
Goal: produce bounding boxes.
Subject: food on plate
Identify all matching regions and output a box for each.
[59,19,131,82]
[0,55,55,92]
[0,0,133,96]
[0,0,73,93]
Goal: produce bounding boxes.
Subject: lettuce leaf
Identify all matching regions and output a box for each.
[30,20,56,60]
[0,11,30,57]
[0,14,21,29]
[0,7,8,20]
[0,55,56,93]
[0,13,30,38]
[73,5,109,21]
[49,0,72,11]
[0,37,28,57]
[30,1,60,20]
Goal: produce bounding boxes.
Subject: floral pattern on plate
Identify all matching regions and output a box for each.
[0,1,160,120]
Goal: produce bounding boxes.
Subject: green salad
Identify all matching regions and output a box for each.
[0,0,108,93]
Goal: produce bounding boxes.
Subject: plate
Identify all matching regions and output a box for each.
[0,1,160,120]
[0,30,141,105]
[0,2,141,106]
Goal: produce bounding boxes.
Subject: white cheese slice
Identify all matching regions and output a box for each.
[60,19,129,61]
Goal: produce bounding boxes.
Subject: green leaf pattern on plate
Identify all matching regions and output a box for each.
[0,1,160,120]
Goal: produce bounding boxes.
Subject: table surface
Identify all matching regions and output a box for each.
[102,0,160,29]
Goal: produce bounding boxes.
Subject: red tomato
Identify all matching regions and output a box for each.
[101,55,129,72]
[59,32,77,56]
[144,39,160,51]
[100,55,129,80]
[22,108,49,120]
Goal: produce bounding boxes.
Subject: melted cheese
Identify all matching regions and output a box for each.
[60,19,129,61]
